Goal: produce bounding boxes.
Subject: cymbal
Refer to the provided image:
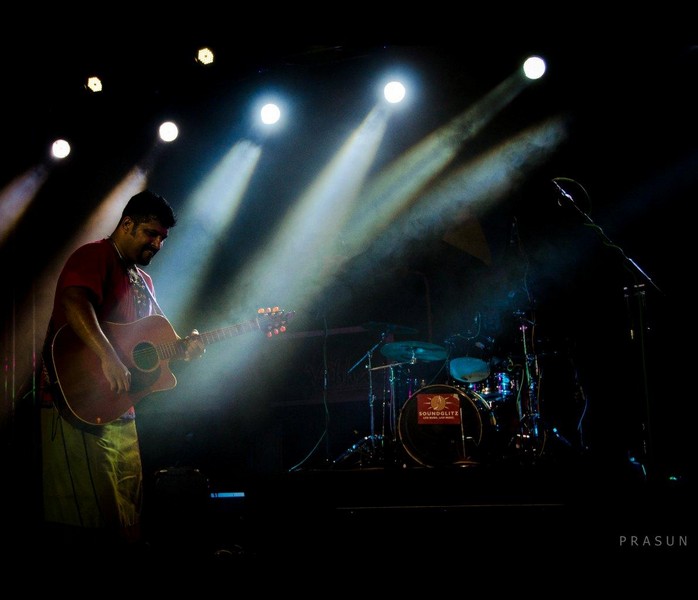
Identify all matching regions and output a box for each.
[362,321,418,335]
[381,341,447,362]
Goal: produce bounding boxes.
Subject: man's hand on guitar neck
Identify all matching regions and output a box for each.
[182,329,206,361]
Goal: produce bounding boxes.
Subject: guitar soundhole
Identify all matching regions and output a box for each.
[133,342,159,371]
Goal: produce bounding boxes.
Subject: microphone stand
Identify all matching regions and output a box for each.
[553,179,662,479]
[553,181,661,293]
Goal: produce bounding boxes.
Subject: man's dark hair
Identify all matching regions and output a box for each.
[121,190,177,228]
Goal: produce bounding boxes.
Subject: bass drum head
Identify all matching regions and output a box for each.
[398,384,497,467]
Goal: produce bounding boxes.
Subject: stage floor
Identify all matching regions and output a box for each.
[141,452,690,571]
[7,447,690,582]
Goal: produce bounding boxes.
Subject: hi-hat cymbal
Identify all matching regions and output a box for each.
[362,321,418,335]
[381,341,447,362]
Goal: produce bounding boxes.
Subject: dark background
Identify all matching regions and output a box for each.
[2,19,695,510]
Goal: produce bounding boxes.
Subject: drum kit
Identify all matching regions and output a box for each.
[335,311,561,468]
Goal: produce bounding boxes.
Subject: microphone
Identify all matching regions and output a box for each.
[552,180,574,203]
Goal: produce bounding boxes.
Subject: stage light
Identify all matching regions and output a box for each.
[51,139,71,159]
[86,76,103,92]
[522,56,546,80]
[260,103,281,125]
[196,47,214,65]
[158,121,179,142]
[384,80,406,104]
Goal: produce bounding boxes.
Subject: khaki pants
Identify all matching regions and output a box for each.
[41,407,143,543]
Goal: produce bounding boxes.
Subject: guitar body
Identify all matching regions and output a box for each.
[51,315,179,427]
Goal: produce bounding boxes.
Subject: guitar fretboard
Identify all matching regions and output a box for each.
[201,319,260,345]
[156,318,260,360]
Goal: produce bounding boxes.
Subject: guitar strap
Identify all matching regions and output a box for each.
[108,236,164,318]
[131,266,165,318]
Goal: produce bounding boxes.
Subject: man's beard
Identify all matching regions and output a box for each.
[137,248,155,266]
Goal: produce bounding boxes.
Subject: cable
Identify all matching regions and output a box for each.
[287,313,331,473]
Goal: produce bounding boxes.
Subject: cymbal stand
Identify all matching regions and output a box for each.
[388,363,399,445]
[510,310,577,461]
[336,333,388,466]
[512,311,543,459]
[370,359,413,464]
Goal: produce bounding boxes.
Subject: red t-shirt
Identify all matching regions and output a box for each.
[50,238,156,330]
[41,238,158,412]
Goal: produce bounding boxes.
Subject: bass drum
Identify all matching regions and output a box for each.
[398,384,498,467]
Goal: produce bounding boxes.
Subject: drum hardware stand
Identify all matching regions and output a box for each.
[337,333,385,467]
[336,334,412,467]
[456,405,480,465]
[508,309,579,461]
[509,313,545,460]
[354,358,415,467]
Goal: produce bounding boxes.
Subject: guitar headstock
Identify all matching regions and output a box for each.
[257,307,295,338]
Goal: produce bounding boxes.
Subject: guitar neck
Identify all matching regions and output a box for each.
[157,318,260,360]
[200,319,261,346]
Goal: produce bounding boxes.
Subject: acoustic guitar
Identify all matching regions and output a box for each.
[50,307,293,427]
